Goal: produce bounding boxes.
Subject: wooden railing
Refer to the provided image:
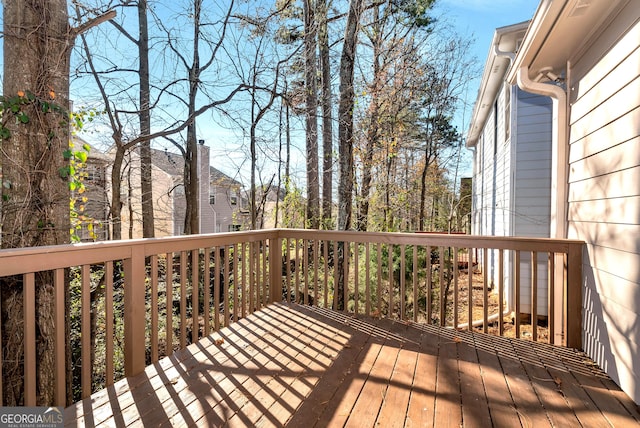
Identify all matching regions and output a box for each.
[0,229,584,407]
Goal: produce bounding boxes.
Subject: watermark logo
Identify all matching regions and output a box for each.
[0,407,63,428]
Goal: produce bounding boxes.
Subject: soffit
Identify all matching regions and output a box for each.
[507,0,630,84]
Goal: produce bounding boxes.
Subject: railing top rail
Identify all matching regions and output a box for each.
[273,229,585,252]
[0,229,277,276]
[0,228,585,277]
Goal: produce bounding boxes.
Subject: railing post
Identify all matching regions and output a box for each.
[270,234,283,303]
[565,242,583,349]
[124,245,146,376]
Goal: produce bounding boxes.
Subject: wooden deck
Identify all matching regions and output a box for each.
[64,302,640,427]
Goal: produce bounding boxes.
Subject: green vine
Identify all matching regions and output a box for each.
[0,90,103,242]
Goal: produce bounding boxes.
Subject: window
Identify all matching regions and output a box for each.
[209,193,216,205]
[229,224,241,232]
[230,194,237,205]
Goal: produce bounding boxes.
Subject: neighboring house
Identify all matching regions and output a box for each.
[208,165,247,232]
[471,0,639,405]
[74,137,110,241]
[467,21,554,316]
[115,142,246,237]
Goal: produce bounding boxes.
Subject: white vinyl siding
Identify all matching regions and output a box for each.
[471,84,553,315]
[568,8,640,404]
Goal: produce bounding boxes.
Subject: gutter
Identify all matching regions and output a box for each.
[515,66,568,240]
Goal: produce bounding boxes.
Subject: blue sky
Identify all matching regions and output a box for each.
[432,0,540,176]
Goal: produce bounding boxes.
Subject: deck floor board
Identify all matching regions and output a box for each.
[65,302,640,427]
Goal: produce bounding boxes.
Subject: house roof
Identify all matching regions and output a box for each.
[151,148,184,176]
[151,147,242,187]
[210,167,242,187]
[506,0,631,85]
[466,21,530,148]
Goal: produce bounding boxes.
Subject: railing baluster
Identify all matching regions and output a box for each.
[104,263,115,377]
[377,243,382,316]
[180,251,187,348]
[241,242,247,318]
[224,246,230,326]
[515,250,521,338]
[214,247,221,329]
[426,245,432,324]
[366,243,371,316]
[388,243,394,318]
[166,253,174,356]
[468,247,473,331]
[344,241,350,313]
[24,272,36,406]
[323,240,329,308]
[483,248,489,333]
[294,239,300,305]
[151,255,159,363]
[498,250,504,336]
[55,268,66,405]
[333,241,339,310]
[413,245,418,323]
[548,252,555,344]
[400,245,405,321]
[314,239,319,308]
[439,247,445,326]
[81,265,91,398]
[262,240,268,308]
[192,249,199,342]
[232,245,239,322]
[531,251,538,341]
[453,247,459,329]
[203,248,211,336]
[304,239,309,305]
[354,242,359,314]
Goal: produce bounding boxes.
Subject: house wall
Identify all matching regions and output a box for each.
[118,151,175,239]
[208,178,242,232]
[567,3,640,403]
[471,84,553,315]
[513,88,553,315]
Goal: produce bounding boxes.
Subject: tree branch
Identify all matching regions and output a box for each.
[71,10,117,38]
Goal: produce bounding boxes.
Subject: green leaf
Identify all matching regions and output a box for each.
[63,149,73,160]
[69,181,77,191]
[75,151,88,163]
[82,143,91,152]
[0,127,11,139]
[58,167,69,179]
[42,103,50,113]
[18,113,29,123]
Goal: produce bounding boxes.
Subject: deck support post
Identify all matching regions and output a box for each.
[565,242,583,349]
[124,245,146,376]
[270,232,283,303]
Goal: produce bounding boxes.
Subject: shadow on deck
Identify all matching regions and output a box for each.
[64,302,640,427]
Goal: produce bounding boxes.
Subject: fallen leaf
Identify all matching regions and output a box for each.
[215,338,225,345]
[453,336,462,343]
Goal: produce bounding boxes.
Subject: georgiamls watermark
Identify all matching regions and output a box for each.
[0,407,63,428]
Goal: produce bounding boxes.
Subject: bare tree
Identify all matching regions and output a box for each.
[1,0,113,405]
[318,0,334,228]
[303,0,320,229]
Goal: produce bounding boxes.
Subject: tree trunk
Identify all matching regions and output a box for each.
[356,5,382,232]
[1,0,71,405]
[304,0,320,229]
[336,0,364,310]
[139,0,155,238]
[318,0,333,229]
[184,0,203,235]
